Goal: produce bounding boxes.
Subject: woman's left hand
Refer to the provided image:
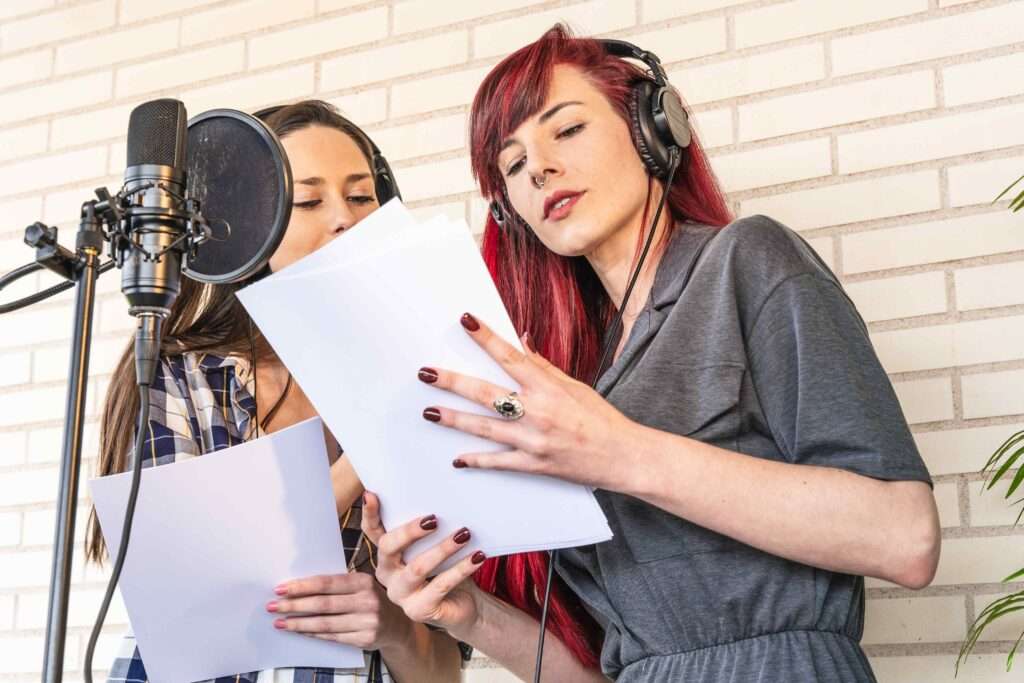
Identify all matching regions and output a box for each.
[418,312,637,490]
[268,572,411,650]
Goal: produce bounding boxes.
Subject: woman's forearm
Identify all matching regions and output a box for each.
[617,423,940,588]
[379,621,463,683]
[330,455,363,515]
[448,586,606,682]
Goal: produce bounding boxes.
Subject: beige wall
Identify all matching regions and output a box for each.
[0,0,1023,680]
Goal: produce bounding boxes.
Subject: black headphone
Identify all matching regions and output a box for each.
[253,104,401,204]
[489,38,690,226]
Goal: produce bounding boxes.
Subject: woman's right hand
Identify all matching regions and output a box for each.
[360,491,487,636]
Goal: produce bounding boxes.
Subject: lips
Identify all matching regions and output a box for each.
[543,190,584,220]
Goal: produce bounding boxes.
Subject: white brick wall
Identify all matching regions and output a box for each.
[0,1,1021,681]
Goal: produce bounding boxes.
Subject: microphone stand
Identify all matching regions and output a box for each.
[41,202,107,683]
[2,196,114,683]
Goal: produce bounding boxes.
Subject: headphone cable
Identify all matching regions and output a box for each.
[531,147,680,682]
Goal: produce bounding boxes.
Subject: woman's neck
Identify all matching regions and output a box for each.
[586,188,673,320]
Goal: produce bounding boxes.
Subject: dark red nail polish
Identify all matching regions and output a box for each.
[471,551,486,564]
[420,514,438,530]
[460,313,480,331]
[418,367,438,384]
[453,458,467,469]
[423,407,441,423]
[453,527,471,544]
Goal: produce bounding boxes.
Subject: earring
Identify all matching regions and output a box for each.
[489,200,505,225]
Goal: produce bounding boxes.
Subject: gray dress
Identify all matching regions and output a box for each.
[555,215,932,682]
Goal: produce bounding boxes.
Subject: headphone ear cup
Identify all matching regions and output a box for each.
[628,80,672,178]
[372,153,401,203]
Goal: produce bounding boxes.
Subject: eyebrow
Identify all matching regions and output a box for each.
[295,173,372,186]
[499,100,584,152]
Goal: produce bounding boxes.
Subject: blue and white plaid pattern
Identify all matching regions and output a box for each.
[105,352,391,683]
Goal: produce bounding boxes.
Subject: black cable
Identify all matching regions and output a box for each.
[531,148,681,683]
[0,260,115,315]
[83,383,151,683]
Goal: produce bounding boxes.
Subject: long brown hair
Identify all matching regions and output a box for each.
[85,100,379,564]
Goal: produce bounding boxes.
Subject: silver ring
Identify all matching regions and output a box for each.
[493,392,525,421]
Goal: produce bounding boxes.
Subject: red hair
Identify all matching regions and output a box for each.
[468,25,733,667]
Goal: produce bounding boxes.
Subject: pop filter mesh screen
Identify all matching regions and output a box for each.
[185,114,289,282]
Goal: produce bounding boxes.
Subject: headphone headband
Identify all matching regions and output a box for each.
[253,103,400,203]
[490,37,689,225]
[598,39,670,87]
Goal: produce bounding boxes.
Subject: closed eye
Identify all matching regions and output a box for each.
[293,199,321,209]
[557,123,585,139]
[347,195,375,205]
[505,157,525,177]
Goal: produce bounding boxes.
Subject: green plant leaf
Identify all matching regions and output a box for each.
[1006,453,1024,497]
[994,173,1024,202]
[984,431,1024,474]
[986,443,1024,491]
[958,594,1024,674]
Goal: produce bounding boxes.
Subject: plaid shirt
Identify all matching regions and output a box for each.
[106,352,390,683]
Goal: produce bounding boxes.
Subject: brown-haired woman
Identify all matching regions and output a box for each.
[86,100,465,683]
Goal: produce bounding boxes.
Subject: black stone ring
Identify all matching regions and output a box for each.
[492,392,525,421]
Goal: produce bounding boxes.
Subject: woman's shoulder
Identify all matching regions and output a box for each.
[696,213,838,286]
[154,350,246,396]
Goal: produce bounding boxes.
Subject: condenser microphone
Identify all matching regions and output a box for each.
[118,99,189,319]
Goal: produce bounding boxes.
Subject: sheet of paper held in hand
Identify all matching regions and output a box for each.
[238,200,612,567]
[89,417,363,683]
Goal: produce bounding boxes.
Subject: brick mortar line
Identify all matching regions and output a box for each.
[911,414,1024,436]
[863,640,1013,657]
[771,198,1024,241]
[388,0,570,40]
[663,28,1024,88]
[868,580,1024,600]
[888,359,1024,383]
[867,304,1024,331]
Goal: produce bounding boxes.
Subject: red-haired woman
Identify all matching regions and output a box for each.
[361,25,941,682]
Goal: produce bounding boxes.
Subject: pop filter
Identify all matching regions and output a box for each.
[183,109,291,284]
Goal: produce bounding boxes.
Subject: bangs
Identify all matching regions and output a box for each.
[470,24,622,200]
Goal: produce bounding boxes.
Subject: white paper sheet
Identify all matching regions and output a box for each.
[237,202,612,568]
[89,417,363,683]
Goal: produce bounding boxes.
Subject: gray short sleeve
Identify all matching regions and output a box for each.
[746,272,932,485]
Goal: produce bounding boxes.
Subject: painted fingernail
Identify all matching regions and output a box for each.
[453,527,471,544]
[460,313,480,331]
[273,618,286,629]
[472,551,486,564]
[418,367,438,384]
[423,407,441,423]
[274,584,288,596]
[266,601,278,613]
[420,514,438,530]
[453,458,467,469]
